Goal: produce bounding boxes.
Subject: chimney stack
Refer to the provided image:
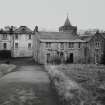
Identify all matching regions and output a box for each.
[35,26,38,32]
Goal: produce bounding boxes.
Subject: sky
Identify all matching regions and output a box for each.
[0,0,105,31]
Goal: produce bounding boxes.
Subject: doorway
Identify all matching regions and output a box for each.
[70,53,73,63]
[67,53,74,63]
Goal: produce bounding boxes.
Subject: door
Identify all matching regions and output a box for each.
[67,53,73,63]
[70,53,73,63]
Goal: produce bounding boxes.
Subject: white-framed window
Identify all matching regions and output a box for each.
[68,42,74,48]
[2,34,7,40]
[46,42,51,48]
[28,43,31,48]
[29,34,31,39]
[15,43,18,48]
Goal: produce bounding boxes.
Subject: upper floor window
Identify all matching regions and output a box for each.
[68,42,74,48]
[15,43,18,48]
[29,34,31,39]
[28,43,31,48]
[78,43,81,48]
[2,34,7,40]
[96,42,100,48]
[46,42,51,48]
[3,43,7,49]
[15,34,18,39]
[60,42,64,49]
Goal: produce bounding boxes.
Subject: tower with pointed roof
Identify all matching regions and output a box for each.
[59,16,77,35]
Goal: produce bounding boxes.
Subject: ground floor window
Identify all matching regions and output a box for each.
[15,43,18,48]
[28,43,31,48]
[46,53,51,63]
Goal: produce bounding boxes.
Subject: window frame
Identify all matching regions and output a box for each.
[3,43,7,49]
[15,43,18,48]
[68,42,74,48]
[60,42,64,49]
[46,42,51,48]
[29,34,31,39]
[78,42,81,48]
[95,42,100,48]
[15,34,18,40]
[2,34,7,40]
[28,43,32,48]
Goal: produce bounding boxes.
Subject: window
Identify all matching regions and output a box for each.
[68,42,74,48]
[15,34,18,39]
[28,43,31,48]
[60,42,64,49]
[15,43,18,48]
[3,34,7,40]
[96,42,100,48]
[78,43,81,48]
[29,34,31,39]
[47,53,51,63]
[46,42,51,48]
[3,43,7,49]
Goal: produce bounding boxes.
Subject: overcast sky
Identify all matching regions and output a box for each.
[0,0,105,31]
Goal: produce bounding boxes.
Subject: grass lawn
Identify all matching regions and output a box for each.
[56,64,105,104]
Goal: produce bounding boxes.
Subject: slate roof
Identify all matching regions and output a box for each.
[37,31,85,42]
[0,29,13,34]
[15,26,33,34]
[79,35,93,42]
[79,32,105,42]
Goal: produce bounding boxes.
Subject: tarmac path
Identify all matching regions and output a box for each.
[0,65,59,105]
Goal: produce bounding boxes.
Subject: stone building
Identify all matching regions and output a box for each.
[0,16,105,64]
[33,17,105,64]
[0,28,12,58]
[80,32,105,64]
[33,17,87,64]
[12,26,33,57]
[0,26,33,58]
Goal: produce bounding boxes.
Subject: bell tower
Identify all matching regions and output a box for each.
[59,15,77,35]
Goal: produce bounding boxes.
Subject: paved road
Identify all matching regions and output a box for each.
[0,65,59,105]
